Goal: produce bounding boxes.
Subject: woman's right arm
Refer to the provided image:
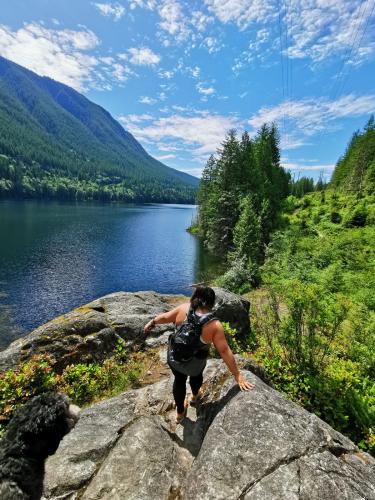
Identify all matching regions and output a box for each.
[212,323,254,391]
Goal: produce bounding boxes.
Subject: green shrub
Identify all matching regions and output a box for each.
[344,203,368,227]
[0,355,57,426]
[0,341,148,434]
[222,322,242,354]
[216,258,259,294]
[330,211,342,223]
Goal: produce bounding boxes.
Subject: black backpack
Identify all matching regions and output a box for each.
[169,307,216,363]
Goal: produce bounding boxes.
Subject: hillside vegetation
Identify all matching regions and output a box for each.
[0,56,197,203]
[196,118,375,454]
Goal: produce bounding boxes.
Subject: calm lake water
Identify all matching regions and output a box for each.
[0,200,218,347]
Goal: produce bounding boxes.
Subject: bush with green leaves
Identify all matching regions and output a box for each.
[0,355,57,428]
[0,340,149,435]
[215,258,259,294]
[249,188,375,454]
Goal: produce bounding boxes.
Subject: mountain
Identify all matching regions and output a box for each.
[0,56,198,203]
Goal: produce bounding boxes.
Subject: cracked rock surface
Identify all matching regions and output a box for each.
[42,356,375,500]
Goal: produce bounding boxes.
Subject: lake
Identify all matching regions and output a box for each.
[0,200,218,347]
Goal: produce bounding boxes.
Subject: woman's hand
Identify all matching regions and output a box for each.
[144,319,155,333]
[235,372,254,391]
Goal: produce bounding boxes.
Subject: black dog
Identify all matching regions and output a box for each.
[0,393,79,500]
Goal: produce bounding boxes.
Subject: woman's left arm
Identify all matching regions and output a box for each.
[144,306,181,333]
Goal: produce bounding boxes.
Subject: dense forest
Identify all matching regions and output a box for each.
[0,56,198,203]
[196,117,375,455]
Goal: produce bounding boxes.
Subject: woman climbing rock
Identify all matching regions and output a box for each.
[144,286,254,423]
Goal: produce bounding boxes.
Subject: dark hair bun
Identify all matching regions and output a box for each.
[190,287,215,310]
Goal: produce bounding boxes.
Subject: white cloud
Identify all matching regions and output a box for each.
[129,0,155,9]
[191,10,213,32]
[157,0,190,42]
[139,96,157,104]
[156,142,182,151]
[0,22,99,90]
[196,82,216,96]
[127,47,160,65]
[201,36,222,54]
[119,110,241,157]
[155,153,176,160]
[204,0,274,29]
[158,69,174,79]
[206,0,375,66]
[232,27,271,72]
[110,62,134,82]
[249,94,375,149]
[284,0,375,64]
[0,22,141,91]
[119,113,153,126]
[93,2,125,21]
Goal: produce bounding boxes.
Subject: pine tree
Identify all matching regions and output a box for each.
[233,195,261,264]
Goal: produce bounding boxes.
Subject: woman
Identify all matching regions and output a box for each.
[144,286,254,422]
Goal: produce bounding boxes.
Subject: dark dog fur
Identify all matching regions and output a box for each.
[0,393,79,500]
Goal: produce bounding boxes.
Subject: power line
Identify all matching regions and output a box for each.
[314,0,375,152]
[334,0,375,98]
[331,0,371,102]
[296,0,375,147]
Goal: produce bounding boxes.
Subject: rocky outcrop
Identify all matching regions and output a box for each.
[0,288,250,373]
[4,288,373,499]
[42,356,375,500]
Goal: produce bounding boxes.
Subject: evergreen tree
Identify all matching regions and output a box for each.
[233,195,261,264]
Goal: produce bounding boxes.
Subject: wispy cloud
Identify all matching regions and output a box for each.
[119,110,241,158]
[201,36,222,54]
[191,11,214,32]
[249,94,375,148]
[139,96,157,104]
[129,0,156,9]
[93,2,125,21]
[158,0,190,42]
[206,0,375,66]
[196,82,216,96]
[126,47,160,65]
[285,0,375,65]
[204,0,274,29]
[155,153,176,160]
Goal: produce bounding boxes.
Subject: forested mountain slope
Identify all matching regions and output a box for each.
[0,56,198,202]
[331,115,375,193]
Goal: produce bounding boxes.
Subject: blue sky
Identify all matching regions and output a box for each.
[1,0,375,180]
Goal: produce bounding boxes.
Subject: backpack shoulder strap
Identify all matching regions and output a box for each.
[187,305,195,323]
[196,312,217,327]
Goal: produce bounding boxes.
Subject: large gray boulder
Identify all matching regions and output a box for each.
[0,291,174,372]
[0,288,250,372]
[42,357,375,500]
[213,287,251,342]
